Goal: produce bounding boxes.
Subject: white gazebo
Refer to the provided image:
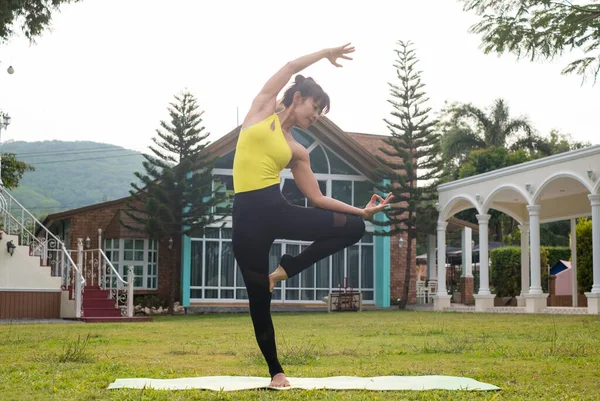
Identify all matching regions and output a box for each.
[434,145,600,314]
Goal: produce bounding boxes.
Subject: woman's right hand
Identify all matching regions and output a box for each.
[326,43,355,67]
[362,193,393,219]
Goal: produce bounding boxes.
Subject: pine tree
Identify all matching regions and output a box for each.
[375,41,444,309]
[124,90,229,313]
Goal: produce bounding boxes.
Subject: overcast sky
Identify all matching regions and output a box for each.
[0,0,597,156]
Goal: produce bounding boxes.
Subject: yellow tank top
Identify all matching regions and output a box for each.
[233,113,293,193]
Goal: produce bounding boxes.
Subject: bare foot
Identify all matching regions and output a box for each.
[269,373,290,388]
[268,266,288,292]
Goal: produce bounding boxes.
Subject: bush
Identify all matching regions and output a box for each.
[576,218,593,293]
[546,246,571,268]
[490,247,521,297]
[490,246,570,296]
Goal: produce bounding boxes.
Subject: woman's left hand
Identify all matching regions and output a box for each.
[326,43,355,67]
[362,192,393,219]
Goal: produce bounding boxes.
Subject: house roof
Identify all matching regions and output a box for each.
[345,132,396,165]
[41,195,131,229]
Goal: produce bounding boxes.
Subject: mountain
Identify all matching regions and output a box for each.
[3,140,145,218]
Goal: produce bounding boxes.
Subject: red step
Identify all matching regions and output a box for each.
[64,317,153,323]
[82,286,123,318]
[84,307,121,317]
[83,298,116,308]
[80,317,153,323]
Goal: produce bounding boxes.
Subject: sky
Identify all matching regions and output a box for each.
[0,0,598,156]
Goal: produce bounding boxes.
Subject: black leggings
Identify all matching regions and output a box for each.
[231,183,366,378]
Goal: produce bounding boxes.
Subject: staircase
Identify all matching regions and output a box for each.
[81,286,151,323]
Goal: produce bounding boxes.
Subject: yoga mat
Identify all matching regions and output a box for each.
[108,375,500,391]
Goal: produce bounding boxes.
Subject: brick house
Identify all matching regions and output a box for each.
[41,198,179,302]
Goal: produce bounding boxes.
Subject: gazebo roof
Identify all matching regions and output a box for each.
[437,145,600,224]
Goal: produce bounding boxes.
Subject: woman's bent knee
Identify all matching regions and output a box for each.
[348,215,366,241]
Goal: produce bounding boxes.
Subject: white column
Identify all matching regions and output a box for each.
[570,218,578,307]
[586,195,600,314]
[589,195,600,293]
[434,221,451,310]
[527,205,543,295]
[462,228,473,277]
[426,234,436,281]
[525,205,548,313]
[476,214,491,295]
[519,224,530,297]
[436,221,448,295]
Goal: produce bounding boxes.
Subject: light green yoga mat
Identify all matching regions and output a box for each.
[107,375,500,391]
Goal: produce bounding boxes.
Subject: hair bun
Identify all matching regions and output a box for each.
[295,74,306,84]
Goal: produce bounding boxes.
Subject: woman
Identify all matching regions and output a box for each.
[232,43,392,387]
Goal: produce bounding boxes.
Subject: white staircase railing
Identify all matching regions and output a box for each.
[63,244,85,318]
[1,187,58,267]
[0,187,85,317]
[81,247,134,318]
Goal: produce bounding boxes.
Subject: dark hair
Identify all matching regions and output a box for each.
[281,75,330,114]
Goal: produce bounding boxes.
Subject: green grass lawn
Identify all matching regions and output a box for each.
[1,310,599,400]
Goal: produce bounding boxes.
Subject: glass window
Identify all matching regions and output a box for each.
[354,180,374,208]
[191,241,203,287]
[309,145,329,174]
[291,127,315,148]
[214,175,234,214]
[205,242,219,286]
[307,181,327,207]
[205,228,219,239]
[221,242,235,288]
[214,150,235,169]
[188,228,375,303]
[332,180,352,205]
[348,245,359,288]
[285,245,300,289]
[332,249,345,289]
[361,232,374,244]
[315,257,329,289]
[105,238,158,290]
[326,149,359,175]
[268,244,282,300]
[282,179,305,206]
[361,246,374,289]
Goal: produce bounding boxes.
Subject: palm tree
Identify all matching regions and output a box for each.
[440,98,535,177]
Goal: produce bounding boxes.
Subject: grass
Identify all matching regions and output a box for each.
[1,311,600,400]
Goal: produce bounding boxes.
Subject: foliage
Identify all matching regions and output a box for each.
[460,0,600,83]
[546,246,572,268]
[457,146,530,179]
[0,0,81,43]
[439,98,534,177]
[490,246,521,297]
[0,153,34,189]
[576,217,593,293]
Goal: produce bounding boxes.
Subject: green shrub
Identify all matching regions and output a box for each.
[576,218,593,293]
